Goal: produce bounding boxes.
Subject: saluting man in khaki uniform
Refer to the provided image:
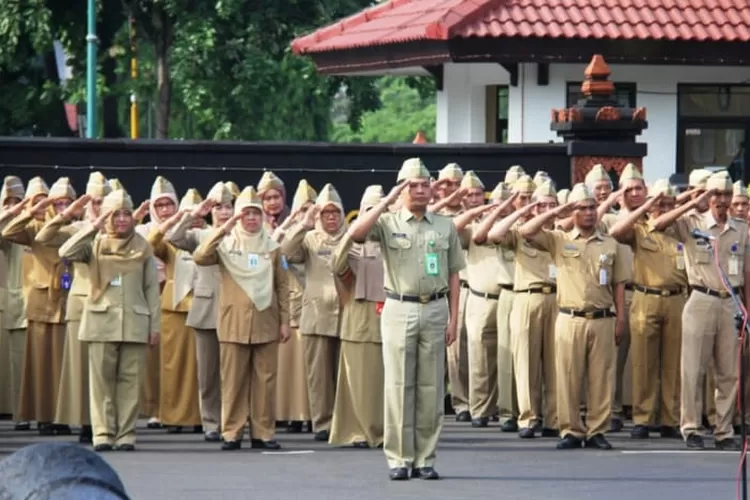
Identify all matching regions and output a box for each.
[608,180,686,439]
[329,185,387,448]
[488,181,560,438]
[59,188,161,452]
[281,183,347,442]
[272,179,316,433]
[193,186,290,450]
[35,172,112,443]
[165,181,235,442]
[586,164,614,205]
[519,183,628,451]
[0,176,29,431]
[730,180,750,431]
[651,171,747,450]
[348,158,466,481]
[2,177,77,436]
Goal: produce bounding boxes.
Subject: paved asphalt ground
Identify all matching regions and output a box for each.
[0,419,746,499]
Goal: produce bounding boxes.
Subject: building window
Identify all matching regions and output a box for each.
[565,82,637,108]
[678,85,750,117]
[496,85,508,143]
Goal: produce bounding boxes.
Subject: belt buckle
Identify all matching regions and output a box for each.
[719,290,729,298]
[584,311,594,319]
[660,289,670,297]
[542,286,552,294]
[419,294,431,304]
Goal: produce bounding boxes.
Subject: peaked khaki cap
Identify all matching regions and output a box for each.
[649,179,676,198]
[49,177,76,200]
[397,158,430,183]
[513,174,536,193]
[360,185,385,213]
[102,189,134,213]
[292,179,318,212]
[504,165,525,185]
[532,181,557,200]
[460,170,484,190]
[235,186,263,215]
[688,168,712,188]
[315,183,343,211]
[225,181,241,199]
[585,164,611,188]
[437,163,463,181]
[490,182,511,201]
[25,176,49,199]
[86,171,111,197]
[556,188,570,205]
[257,171,284,194]
[619,163,643,184]
[207,182,233,205]
[706,170,733,192]
[179,188,203,211]
[733,180,748,198]
[150,176,177,201]
[533,170,552,187]
[0,176,24,204]
[107,178,124,191]
[568,183,595,203]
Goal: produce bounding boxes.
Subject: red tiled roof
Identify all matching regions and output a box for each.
[291,0,750,55]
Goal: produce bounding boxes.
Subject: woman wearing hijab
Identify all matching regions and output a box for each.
[329,185,385,448]
[280,183,347,442]
[193,186,290,450]
[59,189,160,451]
[272,179,316,434]
[258,171,290,229]
[1,177,76,436]
[34,172,111,443]
[135,176,178,429]
[146,188,203,433]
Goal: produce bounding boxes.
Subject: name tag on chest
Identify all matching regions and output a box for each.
[110,275,122,287]
[248,254,259,269]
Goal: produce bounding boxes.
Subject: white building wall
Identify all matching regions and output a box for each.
[436,61,750,183]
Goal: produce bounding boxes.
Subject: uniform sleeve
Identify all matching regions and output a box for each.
[143,256,162,332]
[498,228,519,250]
[365,215,386,243]
[146,226,170,261]
[166,215,200,252]
[1,211,36,246]
[192,228,224,266]
[446,223,467,275]
[274,249,290,326]
[612,241,630,284]
[331,233,355,276]
[631,223,647,249]
[58,222,97,263]
[35,215,78,247]
[599,213,617,234]
[280,223,309,264]
[458,224,472,250]
[652,214,691,243]
[526,228,558,254]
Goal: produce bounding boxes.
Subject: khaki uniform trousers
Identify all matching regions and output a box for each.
[511,292,557,430]
[680,291,738,440]
[465,292,498,419]
[302,334,339,433]
[88,341,146,447]
[612,291,633,420]
[447,286,470,414]
[382,297,449,470]
[195,328,222,432]
[629,291,683,427]
[220,341,278,442]
[556,314,616,439]
[5,328,25,420]
[495,289,518,423]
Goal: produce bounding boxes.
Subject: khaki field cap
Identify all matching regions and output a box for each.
[489,182,511,202]
[235,186,263,215]
[292,179,317,212]
[513,174,536,193]
[706,170,733,192]
[360,184,385,213]
[49,177,76,200]
[102,189,134,213]
[585,164,611,188]
[25,176,49,200]
[619,163,643,185]
[315,183,344,211]
[225,181,241,199]
[733,180,748,198]
[437,163,463,181]
[86,171,111,198]
[207,181,233,205]
[568,183,595,203]
[533,170,552,187]
[179,188,203,211]
[504,165,525,185]
[460,170,484,190]
[397,157,430,183]
[257,171,284,194]
[0,176,24,204]
[688,168,712,189]
[556,188,570,205]
[532,181,557,200]
[107,178,124,192]
[150,176,177,200]
[649,179,676,198]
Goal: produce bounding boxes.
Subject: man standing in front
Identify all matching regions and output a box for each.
[348,158,465,480]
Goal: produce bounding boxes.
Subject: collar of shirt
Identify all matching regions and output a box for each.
[400,207,434,224]
[703,212,737,234]
[568,227,604,242]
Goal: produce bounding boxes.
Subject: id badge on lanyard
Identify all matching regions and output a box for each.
[60,259,72,291]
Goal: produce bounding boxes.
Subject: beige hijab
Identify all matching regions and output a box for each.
[217,186,279,311]
[351,185,385,302]
[90,190,152,302]
[171,189,202,309]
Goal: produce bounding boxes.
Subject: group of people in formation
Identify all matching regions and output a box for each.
[0,157,747,479]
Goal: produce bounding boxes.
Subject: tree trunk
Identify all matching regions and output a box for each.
[154,9,172,139]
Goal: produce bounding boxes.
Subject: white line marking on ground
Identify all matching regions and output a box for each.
[620,450,737,455]
[261,450,316,455]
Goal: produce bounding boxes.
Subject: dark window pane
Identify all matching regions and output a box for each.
[678,85,750,117]
[566,82,636,108]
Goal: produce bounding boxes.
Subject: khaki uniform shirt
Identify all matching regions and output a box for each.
[271,225,305,329]
[58,223,161,342]
[600,211,634,283]
[629,223,688,289]
[366,208,466,296]
[499,228,556,290]
[193,228,290,345]
[461,223,502,295]
[0,215,26,329]
[147,228,193,313]
[528,228,629,310]
[439,207,469,282]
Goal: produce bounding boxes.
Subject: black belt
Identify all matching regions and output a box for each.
[631,284,684,297]
[469,288,500,300]
[499,284,514,291]
[516,285,557,295]
[460,280,469,289]
[559,307,615,319]
[691,285,740,299]
[385,290,448,304]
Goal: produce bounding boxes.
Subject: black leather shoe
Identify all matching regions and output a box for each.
[221,440,242,450]
[630,425,649,439]
[79,425,93,444]
[556,434,583,449]
[518,427,535,439]
[204,430,221,442]
[490,414,499,422]
[608,418,623,433]
[455,411,471,422]
[352,441,369,448]
[287,421,303,433]
[585,434,613,450]
[53,424,72,436]
[314,430,329,441]
[500,419,518,433]
[389,467,409,480]
[115,443,135,451]
[471,417,488,428]
[685,434,704,449]
[93,443,113,452]
[13,422,30,431]
[716,437,741,451]
[251,439,281,450]
[193,425,203,434]
[167,426,183,434]
[411,467,439,480]
[541,428,559,438]
[38,423,54,436]
[660,426,680,439]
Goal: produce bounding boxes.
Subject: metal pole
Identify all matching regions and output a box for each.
[85,0,97,138]
[129,17,139,139]
[741,338,748,500]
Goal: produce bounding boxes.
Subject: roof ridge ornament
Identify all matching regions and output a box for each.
[581,55,614,98]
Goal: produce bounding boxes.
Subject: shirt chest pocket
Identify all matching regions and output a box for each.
[519,244,538,259]
[694,244,711,264]
[387,237,412,258]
